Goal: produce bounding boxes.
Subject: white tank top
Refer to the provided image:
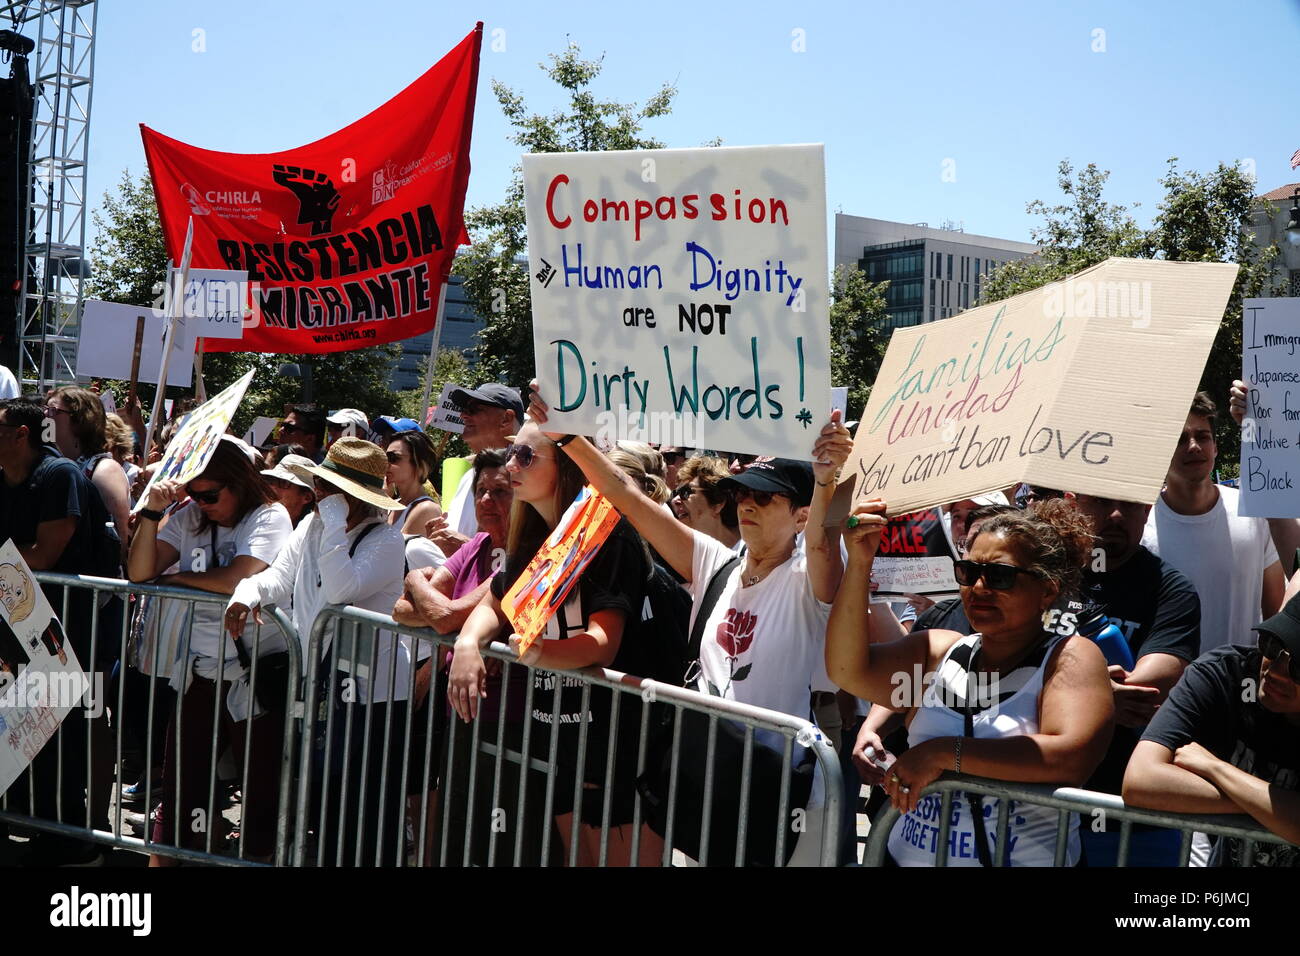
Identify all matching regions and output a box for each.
[886,632,1081,867]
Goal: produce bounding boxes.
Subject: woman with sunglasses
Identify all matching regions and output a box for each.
[446,421,664,866]
[127,437,293,866]
[1123,592,1300,866]
[383,429,441,536]
[521,382,853,866]
[828,497,1114,866]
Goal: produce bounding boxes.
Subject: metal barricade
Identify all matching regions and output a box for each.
[861,773,1297,867]
[0,572,300,867]
[294,605,844,867]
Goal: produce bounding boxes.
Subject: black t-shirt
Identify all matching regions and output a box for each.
[1068,547,1201,795]
[0,446,97,577]
[1142,645,1300,867]
[491,518,650,779]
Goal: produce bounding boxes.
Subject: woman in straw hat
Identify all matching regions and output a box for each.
[226,437,413,865]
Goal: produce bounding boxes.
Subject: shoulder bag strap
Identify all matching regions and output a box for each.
[683,555,742,686]
[963,644,994,868]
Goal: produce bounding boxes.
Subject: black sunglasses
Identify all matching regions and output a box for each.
[386,451,406,464]
[280,422,310,434]
[953,559,1041,590]
[505,443,550,469]
[732,488,775,508]
[1259,632,1300,681]
[662,451,684,465]
[186,484,225,505]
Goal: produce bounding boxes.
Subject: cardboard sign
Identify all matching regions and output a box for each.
[833,258,1238,518]
[429,382,466,434]
[133,369,255,513]
[522,144,830,460]
[0,542,90,798]
[75,299,197,386]
[1240,298,1300,516]
[179,268,249,340]
[869,508,958,598]
[503,486,622,655]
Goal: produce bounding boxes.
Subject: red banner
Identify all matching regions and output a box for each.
[142,25,482,354]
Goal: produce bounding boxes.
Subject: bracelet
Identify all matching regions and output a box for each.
[954,737,962,774]
[139,508,165,522]
[553,434,577,448]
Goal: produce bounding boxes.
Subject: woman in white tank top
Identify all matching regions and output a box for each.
[827,498,1115,866]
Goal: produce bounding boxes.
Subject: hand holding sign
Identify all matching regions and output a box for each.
[843,499,888,562]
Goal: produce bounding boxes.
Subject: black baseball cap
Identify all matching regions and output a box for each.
[1254,592,1300,659]
[719,458,814,507]
[450,383,524,425]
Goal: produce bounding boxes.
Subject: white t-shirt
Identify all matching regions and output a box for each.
[1141,485,1278,653]
[444,464,478,538]
[156,501,291,666]
[0,365,18,400]
[687,529,831,721]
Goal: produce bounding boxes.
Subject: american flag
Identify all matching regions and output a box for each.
[1292,148,1300,170]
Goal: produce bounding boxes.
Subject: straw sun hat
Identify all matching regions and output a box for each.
[285,437,404,511]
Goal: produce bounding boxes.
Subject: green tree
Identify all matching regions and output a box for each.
[459,43,677,390]
[394,346,473,458]
[85,171,414,437]
[828,265,890,419]
[980,158,1278,470]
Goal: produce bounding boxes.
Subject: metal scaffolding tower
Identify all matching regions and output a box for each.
[3,0,96,391]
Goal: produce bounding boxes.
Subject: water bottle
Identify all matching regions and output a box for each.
[1076,607,1134,670]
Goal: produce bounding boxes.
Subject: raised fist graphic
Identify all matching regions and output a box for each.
[272,163,341,235]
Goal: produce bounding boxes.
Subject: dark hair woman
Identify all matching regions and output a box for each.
[126,436,293,866]
[47,386,131,561]
[827,497,1114,867]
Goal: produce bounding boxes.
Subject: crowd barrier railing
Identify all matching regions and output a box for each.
[860,773,1297,867]
[294,605,845,867]
[0,572,299,867]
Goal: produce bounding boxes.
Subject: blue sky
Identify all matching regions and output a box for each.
[78,0,1300,251]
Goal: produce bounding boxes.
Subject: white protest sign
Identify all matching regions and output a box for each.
[75,299,197,386]
[834,258,1238,518]
[522,145,830,460]
[831,386,847,420]
[429,382,466,434]
[132,369,256,513]
[871,556,959,599]
[0,542,90,799]
[243,416,279,449]
[1240,297,1300,516]
[179,268,249,340]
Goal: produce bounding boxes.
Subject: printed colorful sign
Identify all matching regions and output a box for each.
[133,369,255,513]
[503,486,622,655]
[141,26,481,354]
[833,258,1238,518]
[0,542,89,799]
[522,144,831,460]
[1240,297,1300,517]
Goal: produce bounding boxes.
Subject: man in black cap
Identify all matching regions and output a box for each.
[430,383,524,553]
[1123,592,1300,866]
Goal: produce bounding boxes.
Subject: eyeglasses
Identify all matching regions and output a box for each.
[953,559,1042,590]
[1259,632,1300,681]
[505,443,551,469]
[43,405,70,417]
[186,484,225,505]
[386,451,406,464]
[732,488,776,508]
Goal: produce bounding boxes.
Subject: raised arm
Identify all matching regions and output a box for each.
[805,411,851,603]
[526,381,695,582]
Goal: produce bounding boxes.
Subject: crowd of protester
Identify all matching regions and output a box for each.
[0,376,1297,868]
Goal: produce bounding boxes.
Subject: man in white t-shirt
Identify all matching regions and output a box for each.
[1141,392,1284,653]
[0,364,19,400]
[429,383,522,555]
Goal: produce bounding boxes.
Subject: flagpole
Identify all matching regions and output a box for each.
[418,279,450,420]
[143,217,194,460]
